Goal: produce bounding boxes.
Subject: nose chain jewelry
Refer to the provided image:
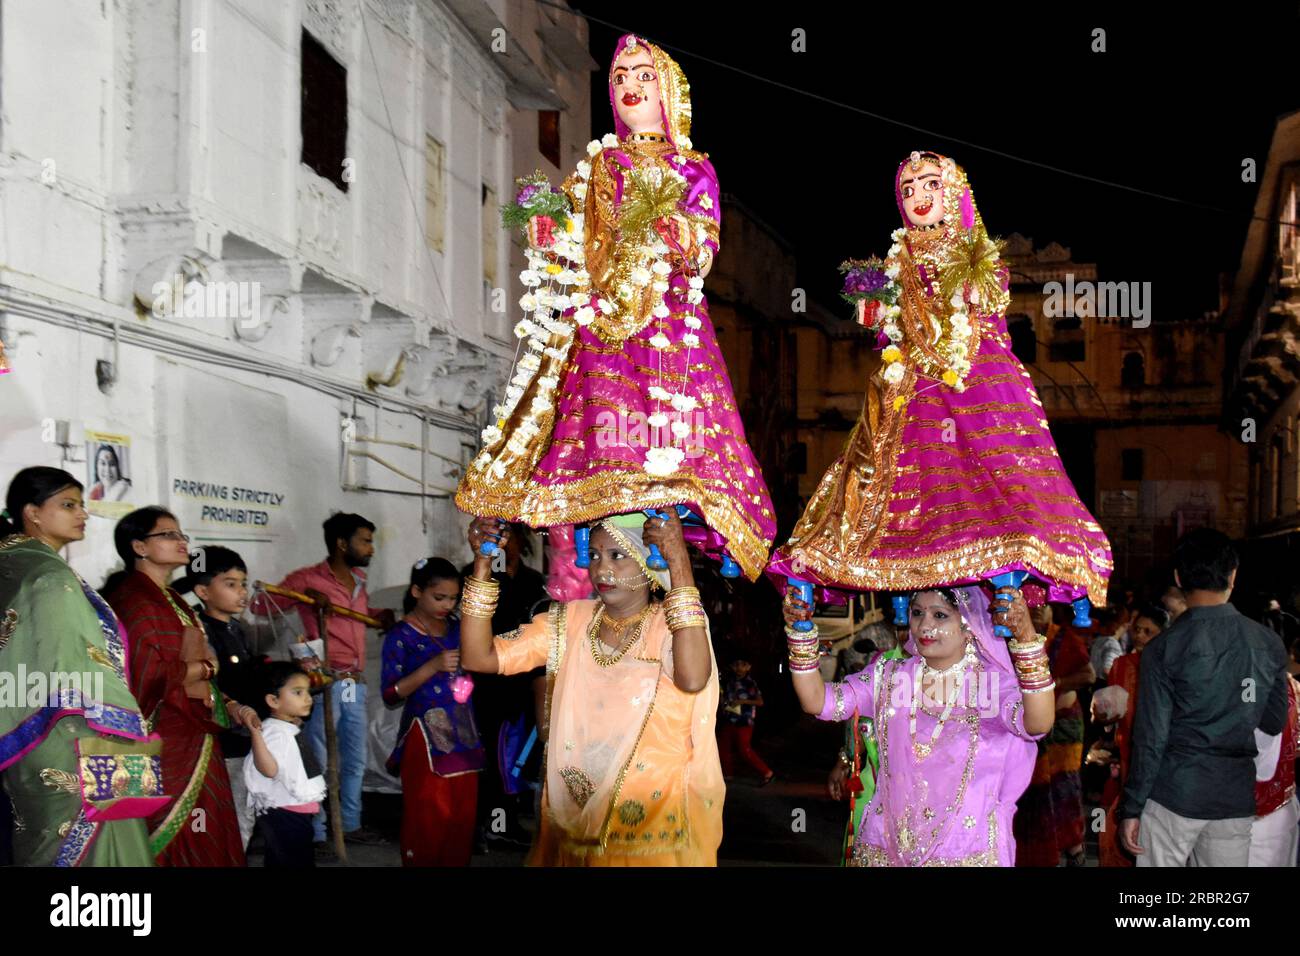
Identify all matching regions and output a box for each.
[595,571,650,590]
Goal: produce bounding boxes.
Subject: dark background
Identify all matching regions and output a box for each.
[568,2,1300,321]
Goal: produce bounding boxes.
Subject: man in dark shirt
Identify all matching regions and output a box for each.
[1119,529,1289,866]
[181,545,271,850]
[462,523,549,847]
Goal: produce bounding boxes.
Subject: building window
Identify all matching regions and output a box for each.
[1007,314,1036,365]
[301,30,349,192]
[787,442,808,475]
[1281,183,1298,284]
[1250,458,1261,526]
[1049,317,1085,363]
[1121,448,1143,481]
[482,183,498,286]
[1295,419,1300,507]
[539,111,561,169]
[1121,351,1145,389]
[424,135,446,251]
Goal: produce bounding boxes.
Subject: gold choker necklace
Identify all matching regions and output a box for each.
[627,131,668,143]
[589,604,657,667]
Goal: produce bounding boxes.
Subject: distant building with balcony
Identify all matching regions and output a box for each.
[1224,109,1300,603]
[1002,235,1245,587]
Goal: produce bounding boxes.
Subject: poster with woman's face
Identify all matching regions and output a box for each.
[85,430,133,518]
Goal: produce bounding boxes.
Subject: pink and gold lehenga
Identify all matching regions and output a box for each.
[456,34,774,581]
[769,152,1111,605]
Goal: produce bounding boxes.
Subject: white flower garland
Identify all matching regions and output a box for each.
[472,210,590,479]
[476,134,712,481]
[877,227,978,409]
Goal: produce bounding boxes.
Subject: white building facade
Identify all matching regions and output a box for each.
[0,0,589,597]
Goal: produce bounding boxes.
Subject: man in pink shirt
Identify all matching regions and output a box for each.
[255,512,394,850]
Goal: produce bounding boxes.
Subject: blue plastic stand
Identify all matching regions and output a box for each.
[574,525,591,569]
[989,570,1029,637]
[1072,597,1092,628]
[788,578,815,633]
[891,594,910,626]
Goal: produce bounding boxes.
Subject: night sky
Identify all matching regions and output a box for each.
[565,3,1300,321]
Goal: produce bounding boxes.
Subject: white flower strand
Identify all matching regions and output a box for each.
[481,135,714,482]
[479,143,608,466]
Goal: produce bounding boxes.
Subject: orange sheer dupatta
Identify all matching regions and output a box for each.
[495,599,724,865]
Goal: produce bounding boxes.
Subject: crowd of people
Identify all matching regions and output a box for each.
[806,533,1299,867]
[2,465,1296,869]
[0,466,547,868]
[2,468,1300,868]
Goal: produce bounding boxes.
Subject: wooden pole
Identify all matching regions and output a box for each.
[256,581,381,627]
[317,603,348,864]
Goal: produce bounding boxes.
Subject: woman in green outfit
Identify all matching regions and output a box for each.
[827,632,906,865]
[0,467,168,866]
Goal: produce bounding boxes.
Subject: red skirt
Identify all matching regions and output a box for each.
[399,731,479,867]
[151,731,246,867]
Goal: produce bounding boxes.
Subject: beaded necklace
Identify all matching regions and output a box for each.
[909,658,967,760]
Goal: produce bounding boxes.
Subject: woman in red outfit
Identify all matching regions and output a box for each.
[1094,605,1169,867]
[106,507,256,866]
[381,558,483,866]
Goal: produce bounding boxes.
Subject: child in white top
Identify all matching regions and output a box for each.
[245,662,326,866]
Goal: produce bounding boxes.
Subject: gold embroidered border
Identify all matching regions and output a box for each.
[458,467,774,580]
[907,399,1034,416]
[875,512,1105,542]
[784,532,1109,604]
[896,464,1064,480]
[894,498,1091,523]
[597,660,662,847]
[903,442,1060,460]
[912,479,1079,502]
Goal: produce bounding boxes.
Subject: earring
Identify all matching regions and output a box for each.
[964,639,977,663]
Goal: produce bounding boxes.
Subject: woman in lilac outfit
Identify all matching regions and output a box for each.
[786,584,1053,866]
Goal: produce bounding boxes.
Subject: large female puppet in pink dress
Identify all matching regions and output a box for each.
[769,151,1111,613]
[457,34,775,584]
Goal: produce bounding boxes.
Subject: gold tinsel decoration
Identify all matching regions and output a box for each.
[618,165,687,242]
[938,230,1008,314]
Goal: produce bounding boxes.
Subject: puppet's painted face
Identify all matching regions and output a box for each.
[899,161,946,227]
[611,45,665,135]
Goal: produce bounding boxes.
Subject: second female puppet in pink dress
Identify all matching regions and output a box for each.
[770,152,1111,610]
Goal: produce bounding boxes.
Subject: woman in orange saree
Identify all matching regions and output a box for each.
[460,511,723,866]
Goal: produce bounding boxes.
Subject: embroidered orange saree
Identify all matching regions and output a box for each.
[495,600,724,865]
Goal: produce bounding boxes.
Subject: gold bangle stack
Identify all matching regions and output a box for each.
[663,586,707,633]
[1008,634,1054,692]
[786,625,821,673]
[461,576,500,620]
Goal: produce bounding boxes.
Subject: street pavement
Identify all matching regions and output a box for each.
[250,714,848,868]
